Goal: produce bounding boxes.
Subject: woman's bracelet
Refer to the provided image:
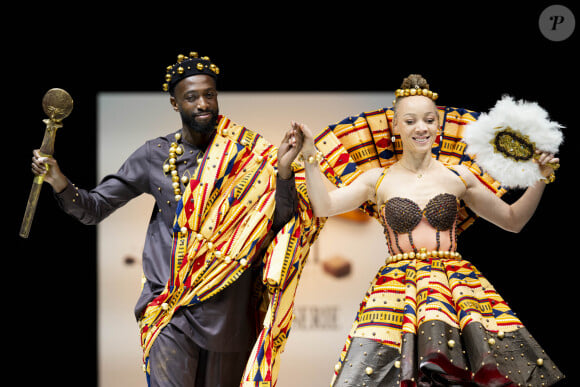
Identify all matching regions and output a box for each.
[542,172,556,184]
[299,150,324,164]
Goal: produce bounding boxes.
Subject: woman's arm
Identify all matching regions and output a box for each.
[458,151,559,233]
[293,122,381,217]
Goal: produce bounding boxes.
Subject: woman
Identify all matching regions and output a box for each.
[287,75,564,386]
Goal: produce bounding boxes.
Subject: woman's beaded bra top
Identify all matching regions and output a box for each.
[379,193,459,256]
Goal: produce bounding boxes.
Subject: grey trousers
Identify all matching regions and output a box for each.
[148,322,250,387]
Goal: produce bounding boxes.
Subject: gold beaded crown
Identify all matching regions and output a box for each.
[394,85,439,102]
[162,52,220,92]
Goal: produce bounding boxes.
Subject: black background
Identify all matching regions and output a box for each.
[8,3,577,385]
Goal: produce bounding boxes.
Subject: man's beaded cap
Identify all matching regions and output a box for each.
[162,52,220,93]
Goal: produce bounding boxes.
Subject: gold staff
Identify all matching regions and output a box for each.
[19,88,73,238]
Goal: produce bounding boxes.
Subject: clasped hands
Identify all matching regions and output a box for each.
[277,121,315,179]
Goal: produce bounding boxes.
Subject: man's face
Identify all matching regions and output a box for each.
[170,74,219,134]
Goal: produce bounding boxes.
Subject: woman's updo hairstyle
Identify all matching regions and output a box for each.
[401,74,430,90]
[393,74,439,115]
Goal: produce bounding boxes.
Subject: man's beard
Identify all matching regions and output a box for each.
[182,108,219,134]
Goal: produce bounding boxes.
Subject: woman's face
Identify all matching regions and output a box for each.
[394,96,439,154]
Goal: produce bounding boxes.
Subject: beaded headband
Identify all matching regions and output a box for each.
[162,52,220,92]
[394,85,439,102]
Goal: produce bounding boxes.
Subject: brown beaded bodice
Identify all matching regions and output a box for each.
[384,193,458,232]
[380,193,459,254]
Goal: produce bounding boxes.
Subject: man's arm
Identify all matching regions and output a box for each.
[270,124,303,231]
[31,144,150,225]
[271,173,298,232]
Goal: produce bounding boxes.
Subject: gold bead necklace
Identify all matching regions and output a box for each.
[162,131,203,202]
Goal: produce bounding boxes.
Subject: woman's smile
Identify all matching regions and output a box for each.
[412,134,431,144]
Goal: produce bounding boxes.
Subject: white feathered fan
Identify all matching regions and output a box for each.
[463,95,563,188]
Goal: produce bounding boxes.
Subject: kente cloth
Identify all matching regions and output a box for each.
[308,106,564,386]
[138,117,325,385]
[240,157,326,384]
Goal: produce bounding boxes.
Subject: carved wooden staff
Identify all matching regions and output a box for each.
[20,88,73,238]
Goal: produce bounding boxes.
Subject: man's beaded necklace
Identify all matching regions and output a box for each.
[162,131,204,202]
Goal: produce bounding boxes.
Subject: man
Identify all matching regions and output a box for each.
[31,52,301,386]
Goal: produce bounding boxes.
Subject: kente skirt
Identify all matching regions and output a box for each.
[330,255,565,386]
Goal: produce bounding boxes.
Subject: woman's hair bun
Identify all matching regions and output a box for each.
[400,74,429,90]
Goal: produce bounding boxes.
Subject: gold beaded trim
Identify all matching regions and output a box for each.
[177,229,250,267]
[386,247,461,264]
[394,86,439,101]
